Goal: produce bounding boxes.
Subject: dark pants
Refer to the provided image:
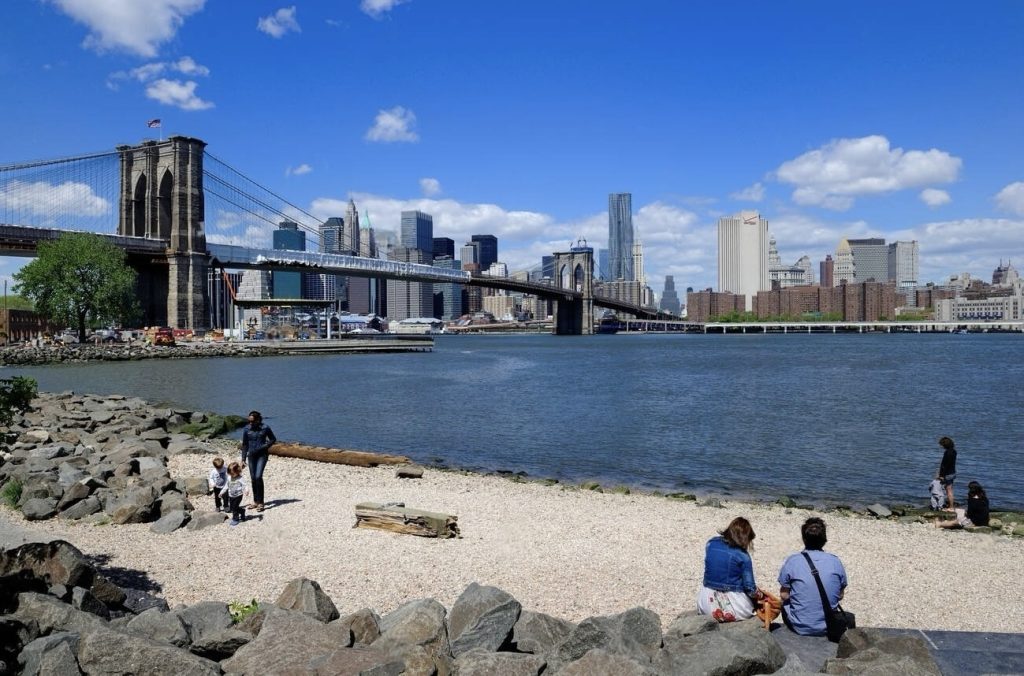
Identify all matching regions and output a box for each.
[229,494,245,521]
[248,451,268,505]
[213,487,227,511]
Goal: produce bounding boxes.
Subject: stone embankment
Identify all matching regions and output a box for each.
[0,343,271,366]
[0,540,943,675]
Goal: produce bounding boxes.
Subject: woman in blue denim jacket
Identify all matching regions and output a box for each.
[697,516,765,622]
[239,410,276,512]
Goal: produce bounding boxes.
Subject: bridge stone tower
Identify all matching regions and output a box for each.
[117,136,209,330]
[552,243,595,335]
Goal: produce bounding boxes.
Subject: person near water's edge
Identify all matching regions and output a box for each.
[937,436,957,510]
[239,410,276,512]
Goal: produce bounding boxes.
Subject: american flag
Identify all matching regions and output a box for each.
[146,119,162,128]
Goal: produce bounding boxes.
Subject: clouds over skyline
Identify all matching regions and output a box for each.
[47,0,206,58]
[108,56,213,110]
[774,135,962,210]
[995,182,1024,216]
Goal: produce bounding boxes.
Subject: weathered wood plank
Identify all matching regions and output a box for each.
[354,502,459,538]
[271,443,409,467]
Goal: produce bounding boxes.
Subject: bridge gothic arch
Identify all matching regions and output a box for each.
[551,245,594,335]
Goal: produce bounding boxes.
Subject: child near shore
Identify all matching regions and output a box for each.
[220,462,248,526]
[208,457,228,512]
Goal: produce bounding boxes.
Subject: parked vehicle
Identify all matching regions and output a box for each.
[153,327,176,346]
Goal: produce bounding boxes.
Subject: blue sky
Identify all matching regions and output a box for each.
[2,0,1024,297]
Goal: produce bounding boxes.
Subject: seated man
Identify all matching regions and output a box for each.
[778,517,848,635]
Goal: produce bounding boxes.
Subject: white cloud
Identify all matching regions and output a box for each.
[919,188,951,208]
[257,6,300,38]
[775,135,962,210]
[285,164,313,177]
[361,0,411,19]
[47,0,205,58]
[365,106,419,143]
[108,55,209,91]
[995,181,1024,216]
[729,182,765,202]
[174,56,209,76]
[419,178,441,197]
[145,78,214,111]
[0,180,110,217]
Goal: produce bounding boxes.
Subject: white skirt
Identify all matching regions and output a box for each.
[696,586,755,622]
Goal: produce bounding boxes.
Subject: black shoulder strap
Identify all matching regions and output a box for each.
[801,551,834,617]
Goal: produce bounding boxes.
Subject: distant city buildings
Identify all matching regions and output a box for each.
[400,210,433,252]
[717,210,769,312]
[471,234,498,271]
[659,275,681,315]
[819,255,834,288]
[272,220,304,299]
[608,193,634,281]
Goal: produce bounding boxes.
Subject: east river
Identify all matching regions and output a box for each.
[6,333,1024,510]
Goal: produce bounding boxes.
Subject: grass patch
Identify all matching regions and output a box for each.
[229,598,261,624]
[1,479,23,508]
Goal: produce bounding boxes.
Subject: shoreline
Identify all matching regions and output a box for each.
[4,435,1022,634]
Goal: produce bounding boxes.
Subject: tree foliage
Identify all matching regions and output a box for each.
[13,233,139,341]
[0,376,36,427]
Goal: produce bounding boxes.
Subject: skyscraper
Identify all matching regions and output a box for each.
[343,200,360,254]
[400,210,433,253]
[433,237,455,259]
[386,247,432,320]
[320,217,344,254]
[660,275,681,315]
[471,234,498,271]
[717,210,769,312]
[820,255,834,288]
[848,238,888,282]
[432,256,463,320]
[608,193,634,281]
[272,220,305,299]
[887,240,919,291]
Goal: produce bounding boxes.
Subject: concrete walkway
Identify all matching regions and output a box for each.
[771,623,1024,675]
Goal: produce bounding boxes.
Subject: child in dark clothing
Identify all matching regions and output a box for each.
[208,457,228,512]
[220,462,248,526]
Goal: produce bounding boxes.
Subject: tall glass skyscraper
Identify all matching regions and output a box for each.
[401,210,434,253]
[272,220,305,299]
[471,234,498,271]
[608,193,634,281]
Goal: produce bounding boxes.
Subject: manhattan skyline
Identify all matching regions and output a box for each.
[1,1,1023,296]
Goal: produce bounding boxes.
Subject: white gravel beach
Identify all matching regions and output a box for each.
[4,448,1022,633]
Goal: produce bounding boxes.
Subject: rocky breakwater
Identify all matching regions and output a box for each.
[0,543,944,675]
[0,392,240,532]
[0,343,270,366]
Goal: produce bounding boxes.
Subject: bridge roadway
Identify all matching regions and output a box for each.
[0,225,664,319]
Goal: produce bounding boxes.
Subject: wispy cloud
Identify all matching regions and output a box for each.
[360,0,411,19]
[257,6,300,38]
[47,0,206,58]
[919,188,951,208]
[995,181,1024,216]
[145,78,214,111]
[774,135,962,210]
[419,178,441,197]
[286,164,313,177]
[365,106,419,143]
[730,182,765,202]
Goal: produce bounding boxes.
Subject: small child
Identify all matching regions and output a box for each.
[208,457,228,512]
[220,461,248,526]
[928,478,946,510]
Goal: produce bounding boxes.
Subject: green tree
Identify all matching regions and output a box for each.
[13,233,139,342]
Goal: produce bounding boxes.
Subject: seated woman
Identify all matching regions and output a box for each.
[697,516,764,622]
[936,481,989,529]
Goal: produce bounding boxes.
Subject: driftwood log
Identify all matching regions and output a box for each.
[354,502,460,538]
[271,443,409,467]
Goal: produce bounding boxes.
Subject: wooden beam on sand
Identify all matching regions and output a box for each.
[271,443,409,467]
[354,502,460,538]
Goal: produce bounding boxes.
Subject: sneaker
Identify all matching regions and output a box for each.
[229,519,239,526]
[256,503,265,512]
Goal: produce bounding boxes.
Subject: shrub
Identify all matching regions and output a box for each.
[229,598,261,624]
[1,479,23,508]
[0,376,36,427]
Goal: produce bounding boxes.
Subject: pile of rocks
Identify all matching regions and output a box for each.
[0,538,942,675]
[0,343,269,366]
[0,392,224,533]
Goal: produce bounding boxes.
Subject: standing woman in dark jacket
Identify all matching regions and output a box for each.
[240,410,276,512]
[936,436,957,510]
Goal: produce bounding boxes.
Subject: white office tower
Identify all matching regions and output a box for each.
[236,269,271,300]
[795,255,815,285]
[834,239,854,285]
[888,240,919,291]
[483,262,508,277]
[717,210,769,311]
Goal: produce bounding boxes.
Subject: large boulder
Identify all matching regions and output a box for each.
[0,541,96,590]
[654,619,786,675]
[59,495,103,520]
[274,577,340,622]
[186,511,227,531]
[176,601,233,644]
[549,607,662,669]
[150,509,190,534]
[221,608,352,675]
[56,482,91,511]
[0,615,41,673]
[189,628,252,661]
[77,625,220,675]
[512,610,576,655]
[121,587,170,615]
[13,593,106,635]
[306,646,402,675]
[447,582,522,657]
[333,608,382,646]
[21,498,59,521]
[824,628,941,675]
[16,632,81,676]
[71,587,109,619]
[453,647,546,675]
[376,598,450,659]
[663,610,718,642]
[125,608,190,647]
[559,648,658,676]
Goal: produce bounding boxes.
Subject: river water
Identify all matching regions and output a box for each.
[6,333,1024,509]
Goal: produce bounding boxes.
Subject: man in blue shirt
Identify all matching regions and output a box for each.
[778,517,848,635]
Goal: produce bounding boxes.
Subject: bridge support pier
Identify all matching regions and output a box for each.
[551,245,595,335]
[167,253,208,329]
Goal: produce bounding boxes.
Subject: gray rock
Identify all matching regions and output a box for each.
[125,607,190,647]
[774,653,818,675]
[396,465,424,479]
[121,588,169,615]
[702,497,724,508]
[157,492,193,516]
[13,593,106,635]
[89,574,126,607]
[17,632,81,676]
[333,607,382,646]
[376,597,450,659]
[167,440,209,456]
[866,503,892,518]
[58,495,103,520]
[71,587,109,619]
[48,584,71,601]
[221,608,352,675]
[185,511,227,531]
[138,430,169,447]
[448,582,522,656]
[274,577,340,622]
[150,509,190,534]
[512,609,576,655]
[182,476,210,496]
[0,541,96,589]
[663,611,718,644]
[825,628,941,675]
[89,411,115,424]
[559,648,658,676]
[654,619,785,675]
[77,625,220,675]
[307,646,400,675]
[453,648,546,675]
[177,601,233,644]
[21,497,59,521]
[1,615,41,661]
[21,429,51,444]
[550,606,662,668]
[189,628,251,660]
[56,482,91,511]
